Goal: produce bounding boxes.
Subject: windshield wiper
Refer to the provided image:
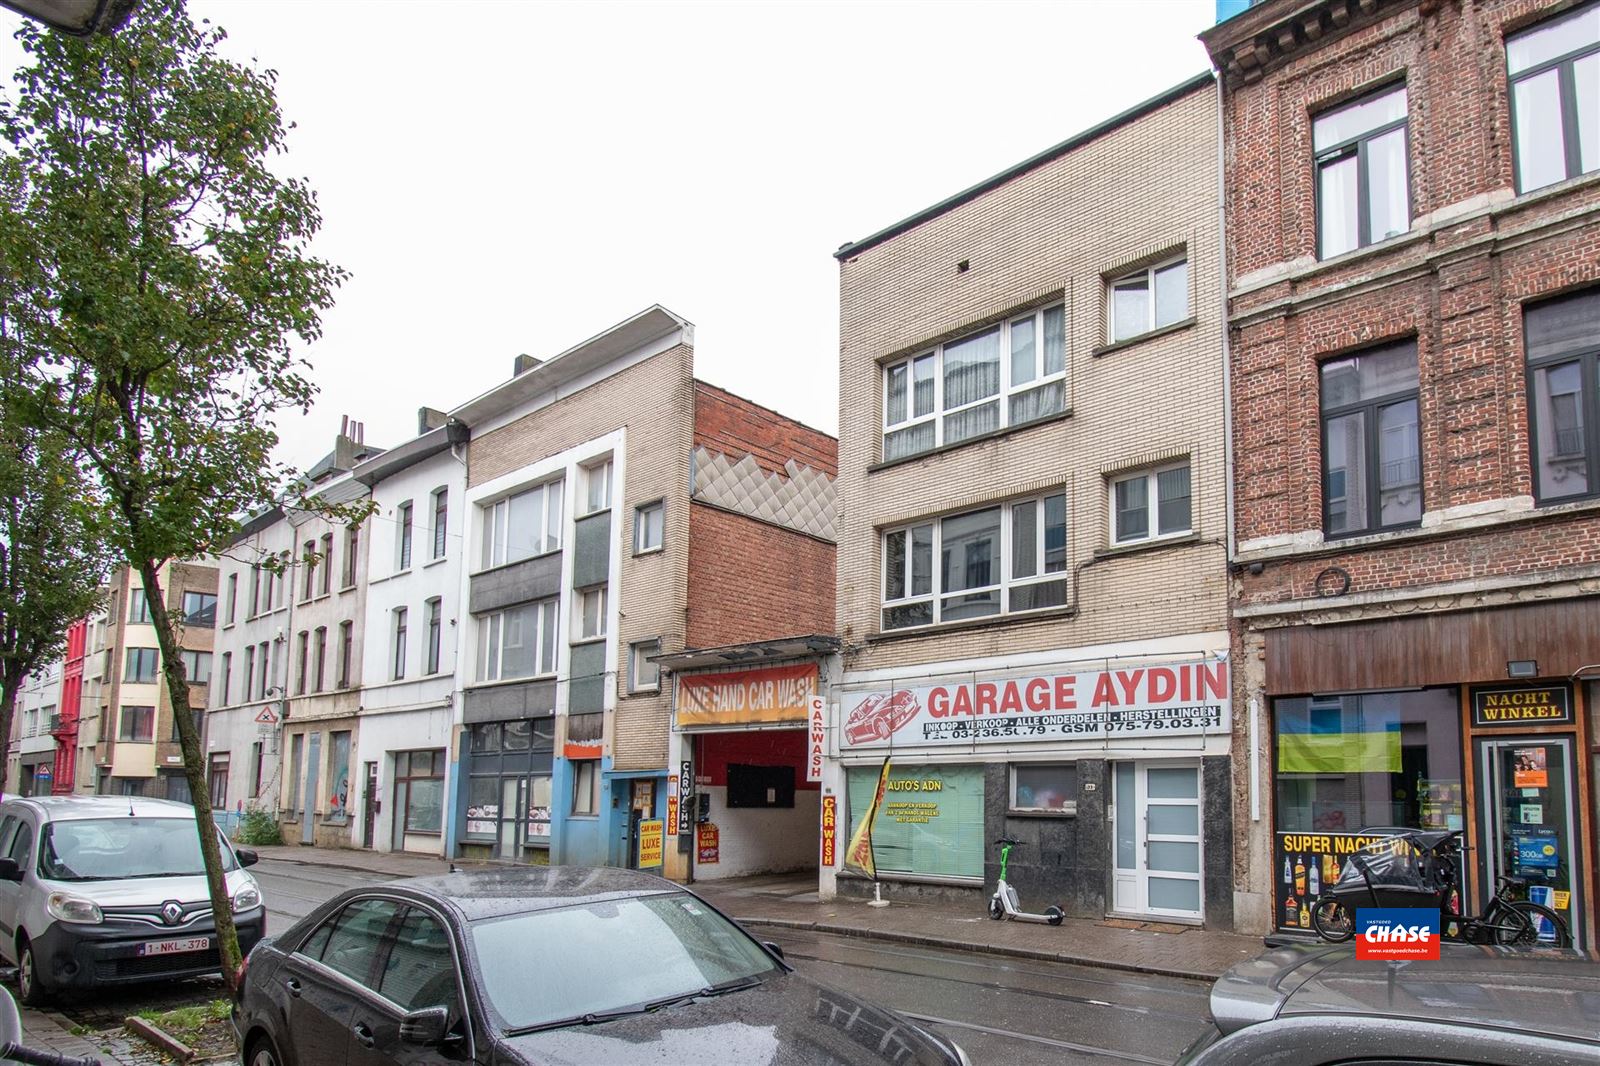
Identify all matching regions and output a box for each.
[503,976,763,1037]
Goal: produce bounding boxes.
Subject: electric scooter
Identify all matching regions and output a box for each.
[988,837,1065,925]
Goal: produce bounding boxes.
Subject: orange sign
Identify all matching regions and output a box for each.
[820,795,837,867]
[676,663,818,728]
[667,776,679,833]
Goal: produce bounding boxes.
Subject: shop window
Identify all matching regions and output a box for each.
[726,764,795,809]
[396,750,445,835]
[845,763,984,879]
[1320,341,1421,536]
[1526,288,1600,504]
[1010,764,1078,814]
[1274,688,1462,835]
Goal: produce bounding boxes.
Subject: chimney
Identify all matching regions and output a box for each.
[417,407,449,435]
[513,353,542,377]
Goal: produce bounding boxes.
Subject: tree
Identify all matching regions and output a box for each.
[0,0,349,987]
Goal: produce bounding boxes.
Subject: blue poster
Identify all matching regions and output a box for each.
[1514,832,1559,871]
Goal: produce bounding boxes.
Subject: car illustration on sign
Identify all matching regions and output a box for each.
[844,691,919,744]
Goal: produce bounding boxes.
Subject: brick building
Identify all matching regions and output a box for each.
[826,76,1239,928]
[1203,0,1599,944]
[451,306,836,879]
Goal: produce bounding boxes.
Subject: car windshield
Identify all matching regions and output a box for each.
[38,817,237,882]
[471,892,780,1033]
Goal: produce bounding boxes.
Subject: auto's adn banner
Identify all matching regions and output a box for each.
[839,655,1229,750]
[676,663,818,728]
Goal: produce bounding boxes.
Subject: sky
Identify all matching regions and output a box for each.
[0,0,1218,470]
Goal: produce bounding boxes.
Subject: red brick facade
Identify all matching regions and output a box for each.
[685,502,836,649]
[693,381,839,478]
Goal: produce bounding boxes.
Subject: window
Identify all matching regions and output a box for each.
[392,608,408,681]
[576,586,608,641]
[1525,288,1600,504]
[342,524,360,588]
[425,598,442,675]
[432,488,449,560]
[129,588,151,624]
[124,648,159,683]
[219,652,232,705]
[313,626,328,693]
[306,898,399,987]
[1010,764,1079,813]
[180,650,211,685]
[396,750,446,835]
[287,732,304,812]
[337,620,354,688]
[295,631,309,695]
[302,539,318,601]
[250,741,264,798]
[1320,341,1421,535]
[226,574,238,625]
[397,501,414,570]
[629,640,661,693]
[171,708,202,742]
[1508,2,1599,193]
[258,641,271,699]
[182,591,217,628]
[118,705,154,742]
[846,764,984,877]
[571,760,599,815]
[243,646,255,701]
[478,599,558,681]
[248,563,262,617]
[634,500,664,554]
[1110,463,1193,546]
[1109,257,1188,343]
[582,459,612,516]
[209,754,229,807]
[320,533,334,595]
[883,304,1066,462]
[378,907,456,1012]
[481,479,563,569]
[881,492,1067,630]
[1314,83,1410,258]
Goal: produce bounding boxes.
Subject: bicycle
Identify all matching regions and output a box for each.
[1309,829,1571,947]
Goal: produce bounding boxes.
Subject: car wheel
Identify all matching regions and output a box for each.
[16,939,49,1007]
[246,1033,284,1066]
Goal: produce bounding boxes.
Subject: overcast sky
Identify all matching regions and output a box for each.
[1,0,1217,470]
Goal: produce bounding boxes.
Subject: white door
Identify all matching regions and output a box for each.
[1111,762,1203,920]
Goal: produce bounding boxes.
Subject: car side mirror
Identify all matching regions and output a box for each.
[398,1006,450,1047]
[763,941,785,961]
[0,858,21,883]
[235,847,259,868]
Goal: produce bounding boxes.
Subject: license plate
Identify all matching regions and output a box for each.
[136,936,211,957]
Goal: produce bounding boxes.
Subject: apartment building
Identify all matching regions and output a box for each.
[450,307,836,878]
[827,75,1238,929]
[349,410,467,854]
[1203,0,1600,944]
[7,661,60,796]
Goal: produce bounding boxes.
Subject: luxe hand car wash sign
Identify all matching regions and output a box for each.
[840,655,1230,750]
[676,663,818,728]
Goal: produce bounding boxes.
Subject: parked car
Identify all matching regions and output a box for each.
[0,795,266,1004]
[1176,940,1600,1065]
[232,866,969,1066]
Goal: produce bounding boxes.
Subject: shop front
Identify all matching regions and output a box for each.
[457,715,555,861]
[832,645,1235,927]
[1264,600,1597,948]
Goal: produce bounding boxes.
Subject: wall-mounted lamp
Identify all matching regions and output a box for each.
[1506,660,1538,679]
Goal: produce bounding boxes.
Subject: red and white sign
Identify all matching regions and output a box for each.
[254,707,279,724]
[806,695,825,782]
[841,655,1230,750]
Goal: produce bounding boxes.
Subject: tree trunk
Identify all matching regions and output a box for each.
[136,558,244,989]
[0,673,20,801]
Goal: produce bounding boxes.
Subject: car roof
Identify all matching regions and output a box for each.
[374,866,686,923]
[1213,942,1600,1046]
[1,795,199,822]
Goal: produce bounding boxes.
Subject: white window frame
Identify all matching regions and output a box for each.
[571,759,599,816]
[478,598,559,682]
[480,478,564,571]
[629,639,661,694]
[576,586,608,642]
[397,501,414,571]
[1107,255,1189,343]
[431,487,449,560]
[633,500,665,555]
[880,491,1069,631]
[881,304,1067,461]
[1108,461,1193,547]
[581,458,613,516]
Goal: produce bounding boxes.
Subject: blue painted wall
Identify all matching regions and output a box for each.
[551,755,611,866]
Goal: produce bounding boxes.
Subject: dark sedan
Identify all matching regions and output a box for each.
[1177,940,1600,1065]
[232,865,969,1066]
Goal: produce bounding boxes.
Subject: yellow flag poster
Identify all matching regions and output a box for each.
[844,757,892,880]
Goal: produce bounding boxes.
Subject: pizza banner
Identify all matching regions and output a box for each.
[840,655,1230,750]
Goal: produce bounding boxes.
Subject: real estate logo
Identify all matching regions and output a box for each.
[1356,908,1440,960]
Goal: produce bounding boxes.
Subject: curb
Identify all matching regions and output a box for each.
[125,1016,196,1063]
[733,916,1228,983]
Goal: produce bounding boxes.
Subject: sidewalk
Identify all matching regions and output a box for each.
[251,844,1257,981]
[16,1003,151,1065]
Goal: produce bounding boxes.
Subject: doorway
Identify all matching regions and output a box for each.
[1111,761,1204,921]
[1474,735,1584,946]
[301,731,321,845]
[361,762,377,849]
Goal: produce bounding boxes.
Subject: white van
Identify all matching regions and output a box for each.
[0,795,265,1004]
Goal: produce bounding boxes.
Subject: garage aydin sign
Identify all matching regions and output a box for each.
[841,655,1230,750]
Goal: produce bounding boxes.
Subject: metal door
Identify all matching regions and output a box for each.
[362,762,378,849]
[302,731,322,845]
[1476,735,1584,946]
[1111,762,1203,920]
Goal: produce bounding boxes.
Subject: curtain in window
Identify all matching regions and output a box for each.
[1008,381,1063,425]
[1115,477,1148,541]
[942,328,1000,409]
[1010,317,1036,386]
[884,422,935,462]
[1113,277,1149,342]
[1157,466,1191,534]
[1514,69,1568,192]
[1154,261,1188,327]
[1043,306,1065,376]
[1318,154,1359,257]
[886,364,908,424]
[1366,128,1409,242]
[1534,361,1589,499]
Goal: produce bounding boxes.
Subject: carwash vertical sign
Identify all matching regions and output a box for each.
[1356,909,1441,960]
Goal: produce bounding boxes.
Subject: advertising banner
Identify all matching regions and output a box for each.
[1355,908,1440,960]
[697,823,720,864]
[677,760,692,834]
[1273,830,1434,933]
[637,819,664,868]
[806,695,825,783]
[840,655,1229,750]
[667,776,679,836]
[677,663,818,729]
[843,757,891,880]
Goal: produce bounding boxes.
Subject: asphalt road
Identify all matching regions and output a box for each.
[47,858,1216,1064]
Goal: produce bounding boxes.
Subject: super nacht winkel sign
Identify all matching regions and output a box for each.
[840,655,1230,749]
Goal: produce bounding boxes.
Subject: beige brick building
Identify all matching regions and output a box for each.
[827,75,1243,930]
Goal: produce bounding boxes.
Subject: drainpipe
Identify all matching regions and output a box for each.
[1215,72,1237,566]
